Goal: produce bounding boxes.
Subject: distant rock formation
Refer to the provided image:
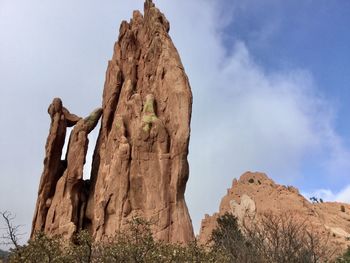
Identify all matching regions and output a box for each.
[198,172,350,252]
[32,0,194,244]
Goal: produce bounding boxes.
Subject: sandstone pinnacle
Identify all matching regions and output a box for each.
[32,1,194,244]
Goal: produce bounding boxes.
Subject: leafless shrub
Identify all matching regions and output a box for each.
[0,211,24,251]
[242,211,338,263]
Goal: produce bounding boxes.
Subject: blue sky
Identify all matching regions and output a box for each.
[223,0,350,191]
[0,0,350,245]
[222,0,350,137]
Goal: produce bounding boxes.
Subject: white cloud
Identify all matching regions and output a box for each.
[336,186,350,203]
[304,185,350,203]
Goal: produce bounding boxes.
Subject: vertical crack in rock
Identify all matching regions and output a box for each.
[32,0,194,244]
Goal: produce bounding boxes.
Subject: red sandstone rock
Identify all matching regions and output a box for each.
[86,0,194,243]
[32,106,102,238]
[31,98,81,236]
[32,0,194,243]
[43,108,102,238]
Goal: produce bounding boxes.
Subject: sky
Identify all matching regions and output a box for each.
[1,0,350,247]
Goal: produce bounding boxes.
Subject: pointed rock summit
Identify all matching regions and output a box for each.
[32,1,194,244]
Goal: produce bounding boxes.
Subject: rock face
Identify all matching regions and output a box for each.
[198,172,350,252]
[31,98,82,236]
[31,101,102,238]
[85,0,194,243]
[44,108,102,238]
[32,0,194,244]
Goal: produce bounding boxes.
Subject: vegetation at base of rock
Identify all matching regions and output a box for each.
[210,213,261,262]
[6,218,221,263]
[210,212,340,263]
[3,215,348,262]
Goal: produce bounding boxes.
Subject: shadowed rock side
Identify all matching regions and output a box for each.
[198,172,350,252]
[85,0,194,243]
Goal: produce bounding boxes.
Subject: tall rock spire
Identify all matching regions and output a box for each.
[86,1,194,243]
[32,1,194,244]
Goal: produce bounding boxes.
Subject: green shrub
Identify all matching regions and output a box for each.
[9,232,64,263]
[210,213,263,263]
[4,214,340,263]
[336,247,350,263]
[7,217,222,263]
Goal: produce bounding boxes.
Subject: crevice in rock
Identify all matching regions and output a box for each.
[83,120,101,180]
[61,127,73,160]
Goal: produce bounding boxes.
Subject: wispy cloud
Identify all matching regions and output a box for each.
[156,0,350,232]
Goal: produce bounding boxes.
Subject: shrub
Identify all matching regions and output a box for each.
[336,247,350,262]
[341,205,346,212]
[243,212,335,263]
[211,212,338,263]
[6,217,221,262]
[9,232,64,263]
[3,213,341,263]
[210,213,262,263]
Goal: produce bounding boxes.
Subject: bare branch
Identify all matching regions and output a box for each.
[0,210,24,251]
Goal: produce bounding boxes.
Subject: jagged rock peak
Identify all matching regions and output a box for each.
[32,1,194,244]
[86,0,194,244]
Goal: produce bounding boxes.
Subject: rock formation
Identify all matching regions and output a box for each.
[198,172,350,253]
[32,0,194,244]
[31,101,102,238]
[44,108,102,238]
[31,98,81,236]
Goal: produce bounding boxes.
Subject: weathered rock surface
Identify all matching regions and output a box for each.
[198,172,350,252]
[85,0,194,243]
[31,98,81,236]
[32,104,102,238]
[44,108,102,238]
[32,0,194,244]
